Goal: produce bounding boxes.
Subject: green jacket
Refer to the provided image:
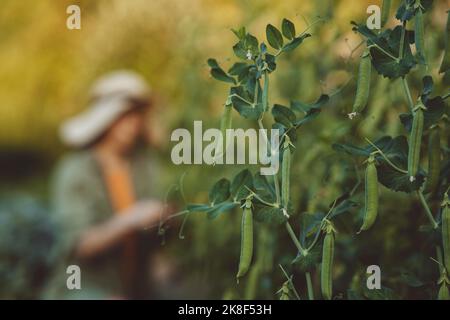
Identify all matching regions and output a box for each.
[45,148,160,299]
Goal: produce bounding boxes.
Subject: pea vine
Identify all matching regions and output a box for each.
[162,0,449,300]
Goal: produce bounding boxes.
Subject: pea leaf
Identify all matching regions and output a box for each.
[208,59,236,84]
[265,53,277,72]
[396,0,433,22]
[230,86,264,120]
[272,104,296,127]
[362,285,397,300]
[399,96,446,132]
[253,205,287,225]
[352,23,416,79]
[230,169,253,201]
[266,24,283,50]
[291,95,329,127]
[208,178,231,206]
[231,27,246,40]
[228,63,251,83]
[292,243,322,272]
[281,18,295,40]
[282,34,311,52]
[253,173,276,203]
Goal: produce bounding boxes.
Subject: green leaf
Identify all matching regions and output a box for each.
[266,24,284,50]
[228,62,251,83]
[233,40,248,60]
[265,53,277,72]
[292,94,329,127]
[253,205,286,225]
[230,169,253,201]
[399,270,425,288]
[282,34,311,52]
[207,58,220,69]
[210,68,236,84]
[207,201,238,219]
[253,173,276,203]
[281,18,295,40]
[362,285,397,300]
[396,0,433,22]
[292,243,322,272]
[209,59,236,84]
[231,27,246,40]
[399,96,446,132]
[272,104,296,127]
[208,178,231,205]
[352,23,416,79]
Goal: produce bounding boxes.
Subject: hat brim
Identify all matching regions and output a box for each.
[60,98,131,148]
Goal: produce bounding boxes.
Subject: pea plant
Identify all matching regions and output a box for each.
[336,0,450,299]
[165,0,449,300]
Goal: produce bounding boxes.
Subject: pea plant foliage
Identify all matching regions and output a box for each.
[162,0,449,300]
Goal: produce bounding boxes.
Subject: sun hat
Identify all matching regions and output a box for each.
[60,70,151,148]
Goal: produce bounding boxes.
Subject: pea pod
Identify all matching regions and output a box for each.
[442,194,450,272]
[349,48,371,118]
[381,0,391,27]
[321,223,335,300]
[423,127,441,194]
[415,9,426,65]
[439,11,450,74]
[408,103,425,182]
[358,154,378,233]
[281,136,291,209]
[438,283,450,300]
[237,198,253,281]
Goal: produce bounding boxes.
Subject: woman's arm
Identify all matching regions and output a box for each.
[75,200,165,259]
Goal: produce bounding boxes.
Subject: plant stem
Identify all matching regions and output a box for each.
[417,191,438,229]
[305,272,314,300]
[285,221,307,255]
[401,77,415,112]
[369,44,398,62]
[443,92,450,100]
[365,138,408,174]
[399,21,407,59]
[279,264,301,300]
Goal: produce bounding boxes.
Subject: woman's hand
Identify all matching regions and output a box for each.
[126,200,167,230]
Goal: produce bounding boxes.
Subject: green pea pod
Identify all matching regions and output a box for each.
[281,136,291,209]
[408,104,425,182]
[237,199,253,281]
[358,154,378,233]
[438,283,450,300]
[349,48,371,118]
[442,195,450,272]
[415,9,426,65]
[439,11,450,74]
[381,0,391,27]
[244,263,261,300]
[321,230,334,300]
[423,127,441,194]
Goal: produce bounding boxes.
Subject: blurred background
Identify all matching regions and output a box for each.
[0,0,449,299]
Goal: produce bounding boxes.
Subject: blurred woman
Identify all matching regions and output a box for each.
[46,71,170,299]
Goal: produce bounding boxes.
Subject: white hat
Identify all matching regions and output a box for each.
[60,70,151,148]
